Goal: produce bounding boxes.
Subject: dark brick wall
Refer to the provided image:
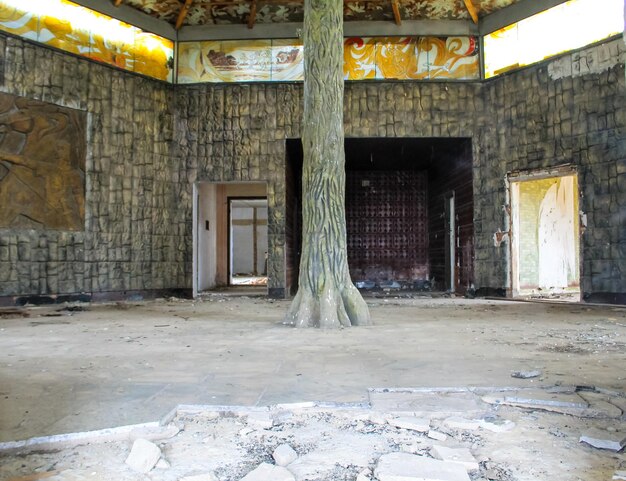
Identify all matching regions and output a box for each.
[0,33,624,302]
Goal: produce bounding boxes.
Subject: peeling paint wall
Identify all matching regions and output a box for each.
[515,176,579,292]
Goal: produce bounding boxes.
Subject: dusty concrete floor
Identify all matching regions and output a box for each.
[0,295,625,446]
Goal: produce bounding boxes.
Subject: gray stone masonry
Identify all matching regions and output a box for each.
[0,34,624,301]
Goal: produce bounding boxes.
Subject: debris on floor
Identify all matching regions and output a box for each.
[579,433,626,452]
[510,370,542,379]
[1,385,625,481]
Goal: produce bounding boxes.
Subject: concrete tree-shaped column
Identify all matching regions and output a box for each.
[284,0,371,328]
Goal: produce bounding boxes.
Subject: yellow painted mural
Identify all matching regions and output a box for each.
[420,36,479,79]
[344,37,377,80]
[180,36,479,83]
[0,0,173,81]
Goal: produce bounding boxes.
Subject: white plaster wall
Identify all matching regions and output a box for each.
[197,183,217,291]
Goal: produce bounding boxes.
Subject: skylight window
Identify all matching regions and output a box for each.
[484,0,623,78]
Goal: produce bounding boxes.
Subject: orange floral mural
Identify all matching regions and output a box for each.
[344,37,377,80]
[419,36,479,79]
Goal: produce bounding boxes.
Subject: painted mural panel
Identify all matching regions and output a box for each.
[180,36,479,83]
[0,2,38,41]
[421,36,479,80]
[0,0,173,81]
[178,40,272,83]
[178,39,303,83]
[270,39,304,81]
[375,37,422,80]
[0,92,86,231]
[344,37,377,80]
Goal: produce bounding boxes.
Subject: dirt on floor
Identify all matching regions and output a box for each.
[0,295,625,480]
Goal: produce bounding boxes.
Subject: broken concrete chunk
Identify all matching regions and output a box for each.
[125,438,161,473]
[479,418,515,433]
[613,470,626,480]
[156,458,170,469]
[368,412,389,425]
[511,370,542,379]
[374,452,471,481]
[356,467,371,481]
[504,390,588,409]
[240,462,295,481]
[179,473,219,481]
[388,416,430,432]
[247,412,274,430]
[443,417,482,431]
[428,430,448,441]
[431,446,479,471]
[579,434,626,452]
[273,443,298,466]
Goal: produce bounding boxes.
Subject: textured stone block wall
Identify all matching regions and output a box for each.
[176,84,303,295]
[0,32,624,301]
[479,39,626,298]
[0,35,186,299]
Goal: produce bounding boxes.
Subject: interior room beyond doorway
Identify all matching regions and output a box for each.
[285,137,475,295]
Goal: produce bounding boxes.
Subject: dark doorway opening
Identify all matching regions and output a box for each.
[285,137,474,295]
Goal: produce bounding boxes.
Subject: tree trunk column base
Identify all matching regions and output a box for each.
[284,282,371,328]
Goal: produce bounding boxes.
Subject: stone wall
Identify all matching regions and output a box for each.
[0,35,185,301]
[479,39,626,301]
[0,33,624,303]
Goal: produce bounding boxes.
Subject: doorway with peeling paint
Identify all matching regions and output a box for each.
[510,171,581,301]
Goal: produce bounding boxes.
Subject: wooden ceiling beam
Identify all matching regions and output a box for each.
[113,0,123,6]
[176,0,194,30]
[391,0,401,25]
[462,0,479,24]
[247,0,257,29]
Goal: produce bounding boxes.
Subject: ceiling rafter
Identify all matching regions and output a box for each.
[462,0,479,24]
[248,0,257,29]
[176,0,194,30]
[391,0,402,25]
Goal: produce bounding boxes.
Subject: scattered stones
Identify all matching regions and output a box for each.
[156,458,170,469]
[443,417,482,431]
[430,446,480,471]
[179,473,219,481]
[374,452,471,481]
[428,430,448,441]
[579,434,626,452]
[125,438,161,473]
[240,462,295,481]
[511,370,542,379]
[388,416,431,432]
[273,444,298,467]
[613,470,626,480]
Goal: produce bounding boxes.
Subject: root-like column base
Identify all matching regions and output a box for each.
[285,283,372,328]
